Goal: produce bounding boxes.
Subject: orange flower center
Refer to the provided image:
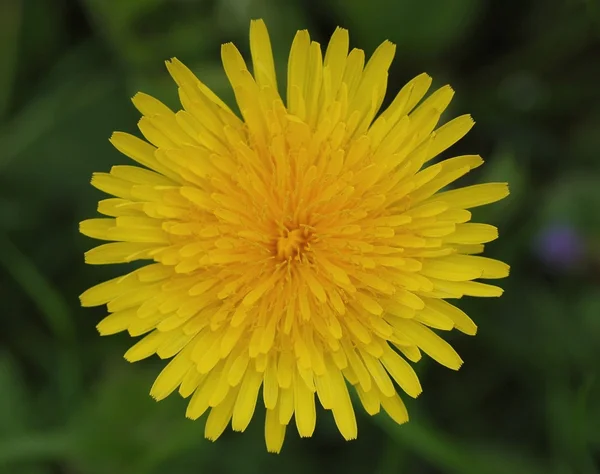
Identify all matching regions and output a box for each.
[276,227,309,260]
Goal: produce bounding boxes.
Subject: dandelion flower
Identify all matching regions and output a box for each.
[80,19,509,453]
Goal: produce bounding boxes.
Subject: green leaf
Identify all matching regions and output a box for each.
[330,0,483,59]
[474,147,528,226]
[0,0,22,118]
[0,41,120,179]
[68,364,203,473]
[538,174,600,233]
[0,234,74,342]
[374,415,557,474]
[0,431,73,467]
[0,354,31,436]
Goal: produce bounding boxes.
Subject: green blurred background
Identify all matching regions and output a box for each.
[1,0,599,472]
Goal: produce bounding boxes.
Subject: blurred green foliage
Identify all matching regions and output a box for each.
[1,0,599,473]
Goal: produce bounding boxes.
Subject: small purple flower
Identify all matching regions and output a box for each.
[536,224,585,269]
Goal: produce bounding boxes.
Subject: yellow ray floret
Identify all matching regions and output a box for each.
[80,19,509,453]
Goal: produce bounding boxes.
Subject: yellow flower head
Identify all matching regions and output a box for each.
[80,20,509,453]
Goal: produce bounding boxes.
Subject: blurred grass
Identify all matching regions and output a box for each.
[0,0,599,473]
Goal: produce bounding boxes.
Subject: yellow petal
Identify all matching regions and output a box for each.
[179,367,205,398]
[355,293,383,315]
[91,173,133,200]
[438,254,510,279]
[186,366,222,420]
[263,356,279,410]
[277,350,294,388]
[249,19,277,90]
[423,298,477,335]
[294,372,316,437]
[409,85,454,124]
[380,391,409,425]
[109,132,180,181]
[96,308,135,335]
[85,242,160,265]
[110,165,174,186]
[323,27,349,101]
[132,91,173,117]
[205,387,238,441]
[80,218,114,240]
[414,306,454,331]
[373,73,432,143]
[435,183,509,209]
[426,114,474,160]
[124,330,165,362]
[150,348,193,401]
[420,257,483,282]
[394,319,463,370]
[359,350,395,397]
[327,359,358,440]
[349,40,395,128]
[430,279,504,298]
[355,383,380,415]
[265,408,286,454]
[80,275,128,307]
[232,367,263,432]
[287,29,311,118]
[278,387,294,425]
[341,339,372,392]
[305,41,324,127]
[445,223,498,244]
[165,57,236,116]
[380,345,422,398]
[342,48,365,101]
